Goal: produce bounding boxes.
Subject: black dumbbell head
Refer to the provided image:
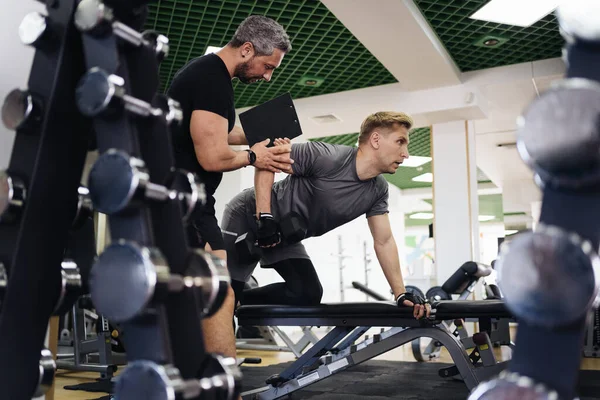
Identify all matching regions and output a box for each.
[76,68,124,117]
[2,89,41,132]
[34,349,56,398]
[280,212,307,243]
[88,149,147,214]
[90,241,168,322]
[0,171,26,224]
[114,361,182,400]
[186,249,230,318]
[517,78,600,190]
[53,260,83,316]
[496,224,600,329]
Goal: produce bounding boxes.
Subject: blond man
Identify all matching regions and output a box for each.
[209,112,429,358]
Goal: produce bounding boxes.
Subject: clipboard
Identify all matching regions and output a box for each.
[239,92,303,147]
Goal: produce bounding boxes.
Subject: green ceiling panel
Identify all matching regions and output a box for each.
[145,0,397,108]
[414,0,563,72]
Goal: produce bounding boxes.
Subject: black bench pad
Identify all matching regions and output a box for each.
[236,300,511,326]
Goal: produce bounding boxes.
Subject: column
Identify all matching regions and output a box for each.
[431,120,480,286]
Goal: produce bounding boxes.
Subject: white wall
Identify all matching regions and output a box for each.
[0,2,45,168]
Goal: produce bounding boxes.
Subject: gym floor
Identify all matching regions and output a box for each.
[50,326,600,400]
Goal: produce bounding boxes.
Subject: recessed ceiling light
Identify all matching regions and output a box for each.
[412,173,433,183]
[478,215,496,222]
[409,212,434,220]
[400,156,431,168]
[470,0,562,27]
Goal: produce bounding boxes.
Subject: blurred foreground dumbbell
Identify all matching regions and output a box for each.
[89,241,229,322]
[234,211,307,260]
[87,149,205,221]
[76,67,182,126]
[34,348,56,398]
[114,354,241,400]
[75,0,169,61]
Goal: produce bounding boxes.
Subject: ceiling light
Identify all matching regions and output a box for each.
[412,173,433,183]
[409,212,434,220]
[505,229,518,235]
[478,215,496,222]
[470,0,563,27]
[204,46,223,55]
[400,156,431,168]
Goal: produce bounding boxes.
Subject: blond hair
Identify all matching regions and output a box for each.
[358,111,414,145]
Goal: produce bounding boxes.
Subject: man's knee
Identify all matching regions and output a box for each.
[303,281,323,305]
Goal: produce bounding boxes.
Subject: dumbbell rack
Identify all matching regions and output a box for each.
[0,1,230,399]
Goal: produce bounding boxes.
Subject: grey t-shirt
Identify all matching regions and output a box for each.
[274,142,389,236]
[222,142,389,280]
[234,141,389,237]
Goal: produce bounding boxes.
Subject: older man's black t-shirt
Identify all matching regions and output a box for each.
[167,53,236,215]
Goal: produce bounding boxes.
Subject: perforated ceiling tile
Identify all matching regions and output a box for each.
[144,0,397,109]
[414,0,564,71]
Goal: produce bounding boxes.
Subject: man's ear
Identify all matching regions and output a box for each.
[241,42,254,58]
[370,131,381,149]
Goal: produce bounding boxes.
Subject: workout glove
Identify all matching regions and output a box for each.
[396,292,427,307]
[257,213,281,248]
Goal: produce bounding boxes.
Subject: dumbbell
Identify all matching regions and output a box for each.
[75,67,183,126]
[279,211,307,244]
[0,170,27,224]
[53,260,83,317]
[1,88,43,132]
[114,354,241,400]
[74,0,169,61]
[0,262,6,307]
[34,348,56,398]
[516,77,600,190]
[87,149,205,219]
[234,211,308,261]
[72,186,94,230]
[89,240,229,322]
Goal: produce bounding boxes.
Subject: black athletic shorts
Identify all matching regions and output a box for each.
[186,212,225,251]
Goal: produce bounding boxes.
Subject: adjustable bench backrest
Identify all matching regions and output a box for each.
[441,261,493,296]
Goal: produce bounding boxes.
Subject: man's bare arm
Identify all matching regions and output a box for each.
[191,110,249,172]
[228,125,248,146]
[255,169,274,216]
[367,214,406,298]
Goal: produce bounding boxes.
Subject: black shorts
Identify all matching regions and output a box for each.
[186,212,225,251]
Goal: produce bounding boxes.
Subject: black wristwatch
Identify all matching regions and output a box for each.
[246,149,256,166]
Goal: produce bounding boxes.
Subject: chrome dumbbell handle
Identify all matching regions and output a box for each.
[90,241,229,323]
[76,68,182,127]
[0,171,27,224]
[75,0,169,60]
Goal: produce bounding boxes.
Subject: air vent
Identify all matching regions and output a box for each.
[311,114,342,124]
[496,142,517,148]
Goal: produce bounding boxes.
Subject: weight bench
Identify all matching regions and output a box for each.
[237,300,513,400]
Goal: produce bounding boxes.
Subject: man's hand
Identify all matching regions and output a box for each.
[273,137,291,146]
[396,292,431,320]
[256,213,281,248]
[251,139,294,173]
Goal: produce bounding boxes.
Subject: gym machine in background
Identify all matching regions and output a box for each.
[0,0,240,399]
[469,2,600,399]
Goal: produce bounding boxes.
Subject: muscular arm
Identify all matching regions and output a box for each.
[367,213,406,298]
[255,169,275,216]
[191,110,249,172]
[228,125,249,146]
